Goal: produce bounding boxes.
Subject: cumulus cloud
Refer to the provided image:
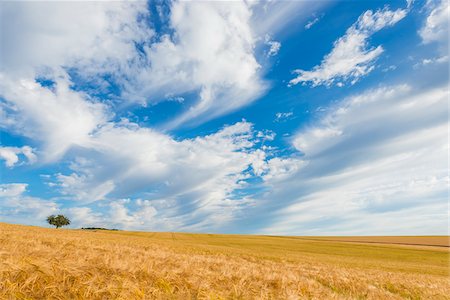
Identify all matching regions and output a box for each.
[0,183,28,197]
[0,183,58,225]
[0,1,279,130]
[259,84,448,235]
[65,198,188,231]
[262,157,305,182]
[0,146,36,167]
[419,0,449,44]
[0,1,294,230]
[2,1,444,235]
[0,1,328,134]
[264,35,281,57]
[136,2,267,128]
[0,1,150,77]
[0,76,109,162]
[289,7,407,87]
[43,121,268,230]
[64,207,103,228]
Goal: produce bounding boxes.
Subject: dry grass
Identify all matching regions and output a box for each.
[0,222,449,299]
[301,236,449,247]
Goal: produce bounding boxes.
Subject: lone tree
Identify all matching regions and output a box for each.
[47,214,70,229]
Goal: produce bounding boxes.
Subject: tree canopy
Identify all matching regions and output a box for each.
[46,215,70,228]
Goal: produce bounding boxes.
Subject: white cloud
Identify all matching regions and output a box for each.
[264,35,281,57]
[0,183,28,197]
[64,207,103,228]
[0,1,274,129]
[414,55,449,68]
[45,121,268,231]
[3,1,444,235]
[0,183,58,225]
[0,1,329,134]
[108,199,158,230]
[260,84,448,235]
[262,157,305,182]
[274,112,294,122]
[0,184,161,229]
[289,7,407,87]
[0,1,150,77]
[0,1,277,229]
[305,16,321,30]
[67,198,190,231]
[133,2,267,128]
[56,172,115,203]
[0,1,144,149]
[0,76,109,162]
[268,41,282,57]
[250,1,326,37]
[419,0,449,44]
[382,65,397,72]
[0,146,36,167]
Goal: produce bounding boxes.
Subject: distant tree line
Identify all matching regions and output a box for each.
[81,227,119,231]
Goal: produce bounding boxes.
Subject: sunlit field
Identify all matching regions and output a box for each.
[1,222,449,299]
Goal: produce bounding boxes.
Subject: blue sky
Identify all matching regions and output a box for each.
[0,0,448,235]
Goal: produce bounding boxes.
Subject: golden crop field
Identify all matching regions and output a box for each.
[0,222,449,299]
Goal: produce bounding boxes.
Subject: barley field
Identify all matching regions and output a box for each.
[0,222,449,299]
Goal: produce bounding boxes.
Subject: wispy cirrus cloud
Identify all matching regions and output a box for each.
[0,1,311,231]
[274,112,294,123]
[0,1,446,235]
[258,83,448,235]
[0,2,265,130]
[305,15,322,30]
[0,1,319,131]
[289,7,407,87]
[0,1,329,134]
[46,121,270,230]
